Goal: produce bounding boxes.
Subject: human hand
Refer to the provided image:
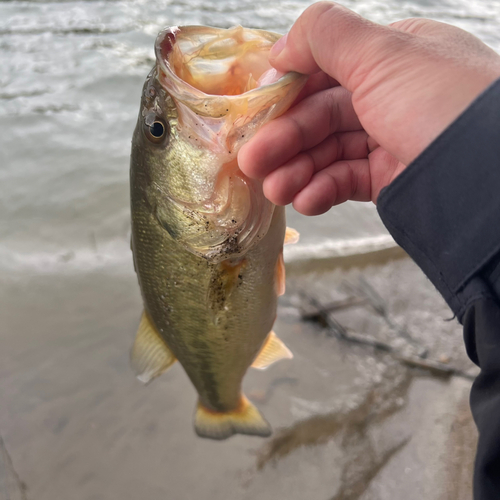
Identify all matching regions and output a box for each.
[238,1,500,215]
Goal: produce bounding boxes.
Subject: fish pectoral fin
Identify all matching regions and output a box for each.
[130,311,176,384]
[284,227,300,245]
[194,395,271,440]
[251,331,293,370]
[274,229,299,297]
[275,250,286,296]
[208,259,247,313]
[220,258,247,295]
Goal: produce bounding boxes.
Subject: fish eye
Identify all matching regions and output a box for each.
[150,121,165,138]
[144,117,169,144]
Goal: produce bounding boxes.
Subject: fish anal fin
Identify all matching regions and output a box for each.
[194,395,271,440]
[130,311,176,384]
[275,250,286,297]
[251,330,293,370]
[284,227,300,245]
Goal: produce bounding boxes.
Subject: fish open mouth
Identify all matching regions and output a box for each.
[158,25,280,96]
[155,25,307,154]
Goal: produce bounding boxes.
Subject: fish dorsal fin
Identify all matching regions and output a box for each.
[284,227,300,245]
[251,331,293,370]
[130,311,176,384]
[194,395,271,440]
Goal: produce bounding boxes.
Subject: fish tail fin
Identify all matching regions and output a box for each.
[194,395,272,440]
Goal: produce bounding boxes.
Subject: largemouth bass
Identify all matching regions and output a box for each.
[130,25,306,440]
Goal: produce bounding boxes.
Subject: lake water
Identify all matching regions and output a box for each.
[2,0,500,275]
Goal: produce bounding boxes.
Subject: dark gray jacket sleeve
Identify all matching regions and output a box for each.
[377,78,500,500]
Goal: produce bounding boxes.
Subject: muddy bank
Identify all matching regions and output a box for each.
[0,256,476,500]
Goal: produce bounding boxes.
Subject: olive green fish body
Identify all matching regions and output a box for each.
[131,152,285,410]
[130,25,306,439]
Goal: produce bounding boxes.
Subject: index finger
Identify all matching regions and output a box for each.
[238,85,362,179]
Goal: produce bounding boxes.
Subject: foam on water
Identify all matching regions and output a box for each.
[0,233,398,274]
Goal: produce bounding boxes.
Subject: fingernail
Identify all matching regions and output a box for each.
[270,33,287,58]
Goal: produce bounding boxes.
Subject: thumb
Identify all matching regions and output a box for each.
[270,2,408,91]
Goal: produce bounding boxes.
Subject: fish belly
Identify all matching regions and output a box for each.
[132,197,285,412]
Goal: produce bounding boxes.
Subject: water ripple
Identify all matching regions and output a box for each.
[1,0,500,264]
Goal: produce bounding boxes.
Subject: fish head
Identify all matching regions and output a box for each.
[132,25,307,263]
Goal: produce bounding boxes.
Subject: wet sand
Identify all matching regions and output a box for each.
[0,254,477,500]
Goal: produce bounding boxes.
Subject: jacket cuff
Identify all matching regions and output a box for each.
[377,78,500,319]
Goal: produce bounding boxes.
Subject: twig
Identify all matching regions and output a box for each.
[298,291,474,382]
[395,354,476,381]
[344,278,428,357]
[300,296,367,321]
[335,330,394,352]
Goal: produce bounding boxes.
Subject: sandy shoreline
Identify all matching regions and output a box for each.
[0,251,477,500]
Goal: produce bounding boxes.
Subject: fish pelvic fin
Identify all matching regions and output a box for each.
[194,395,272,440]
[251,330,293,370]
[284,227,300,245]
[130,311,176,384]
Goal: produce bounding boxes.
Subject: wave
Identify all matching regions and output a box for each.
[0,240,133,275]
[0,234,397,276]
[284,234,397,263]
